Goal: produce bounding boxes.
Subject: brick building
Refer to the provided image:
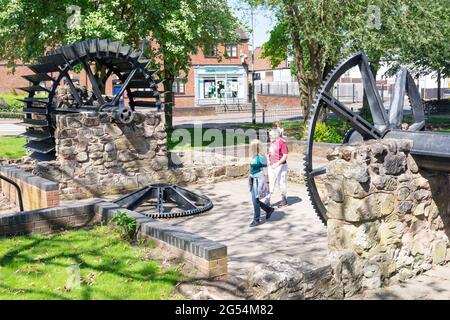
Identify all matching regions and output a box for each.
[173,29,251,111]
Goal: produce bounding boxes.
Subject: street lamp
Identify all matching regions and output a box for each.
[250,3,256,124]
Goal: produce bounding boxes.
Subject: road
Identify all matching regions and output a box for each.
[0,120,24,136]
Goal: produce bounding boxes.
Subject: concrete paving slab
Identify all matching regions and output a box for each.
[167,179,329,280]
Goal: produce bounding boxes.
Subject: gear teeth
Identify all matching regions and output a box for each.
[302,53,367,226]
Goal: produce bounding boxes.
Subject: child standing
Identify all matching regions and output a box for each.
[248,139,274,227]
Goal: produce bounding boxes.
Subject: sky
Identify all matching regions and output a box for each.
[227,0,276,50]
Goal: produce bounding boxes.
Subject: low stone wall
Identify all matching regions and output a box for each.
[173,106,216,117]
[32,112,250,200]
[0,166,60,211]
[325,139,450,290]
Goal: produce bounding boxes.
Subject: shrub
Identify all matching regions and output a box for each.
[313,122,343,143]
[0,112,23,119]
[0,93,26,114]
[111,211,137,242]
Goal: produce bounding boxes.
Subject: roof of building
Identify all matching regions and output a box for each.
[237,27,250,41]
[253,47,289,71]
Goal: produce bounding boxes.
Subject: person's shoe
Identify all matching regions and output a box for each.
[266,207,274,220]
[249,220,262,227]
[278,196,288,208]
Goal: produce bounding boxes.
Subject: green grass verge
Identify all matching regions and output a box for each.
[168,127,251,151]
[237,118,349,143]
[0,92,26,106]
[0,226,182,300]
[0,136,26,159]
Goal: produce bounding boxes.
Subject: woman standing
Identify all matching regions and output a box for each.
[248,139,274,227]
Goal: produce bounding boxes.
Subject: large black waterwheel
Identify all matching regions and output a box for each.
[20,39,164,161]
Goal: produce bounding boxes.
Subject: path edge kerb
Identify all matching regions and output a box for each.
[94,201,228,278]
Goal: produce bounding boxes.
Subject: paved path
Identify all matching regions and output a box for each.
[352,265,450,300]
[0,120,24,136]
[168,179,329,279]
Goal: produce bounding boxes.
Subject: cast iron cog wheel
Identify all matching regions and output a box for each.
[303,52,425,225]
[114,184,213,219]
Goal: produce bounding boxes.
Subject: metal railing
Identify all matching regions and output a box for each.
[0,174,24,211]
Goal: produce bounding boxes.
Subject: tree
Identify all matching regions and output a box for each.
[0,0,239,127]
[252,0,449,122]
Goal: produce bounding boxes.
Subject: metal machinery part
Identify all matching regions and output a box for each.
[19,39,164,161]
[304,52,450,225]
[114,184,213,218]
[0,174,24,211]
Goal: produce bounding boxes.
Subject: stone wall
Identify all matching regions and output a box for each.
[33,112,249,200]
[325,139,450,290]
[34,112,168,199]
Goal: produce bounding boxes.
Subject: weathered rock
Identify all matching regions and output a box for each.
[327,193,394,222]
[407,154,419,173]
[247,258,341,300]
[398,201,414,214]
[75,152,88,163]
[329,249,362,297]
[384,153,407,175]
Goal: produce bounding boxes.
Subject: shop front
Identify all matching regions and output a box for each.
[194,66,248,106]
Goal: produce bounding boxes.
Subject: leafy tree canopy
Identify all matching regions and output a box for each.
[251,0,449,119]
[0,0,240,127]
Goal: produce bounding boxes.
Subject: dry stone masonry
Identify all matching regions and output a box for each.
[326,139,450,290]
[32,111,248,200]
[34,112,168,199]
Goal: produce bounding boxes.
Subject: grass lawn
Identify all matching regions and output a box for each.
[0,226,182,300]
[0,136,26,159]
[168,127,251,150]
[0,93,27,108]
[237,121,306,140]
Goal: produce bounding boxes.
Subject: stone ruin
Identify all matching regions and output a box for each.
[247,139,450,299]
[326,139,450,290]
[34,111,168,199]
[30,111,248,201]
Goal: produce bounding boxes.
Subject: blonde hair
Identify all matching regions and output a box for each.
[269,128,281,139]
[250,139,262,158]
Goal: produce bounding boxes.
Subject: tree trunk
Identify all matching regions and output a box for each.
[94,62,108,94]
[163,78,174,129]
[437,70,441,101]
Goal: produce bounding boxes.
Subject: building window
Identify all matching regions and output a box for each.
[172,78,185,94]
[204,45,217,58]
[225,44,238,58]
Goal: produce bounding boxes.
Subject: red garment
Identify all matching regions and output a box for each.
[268,138,288,165]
